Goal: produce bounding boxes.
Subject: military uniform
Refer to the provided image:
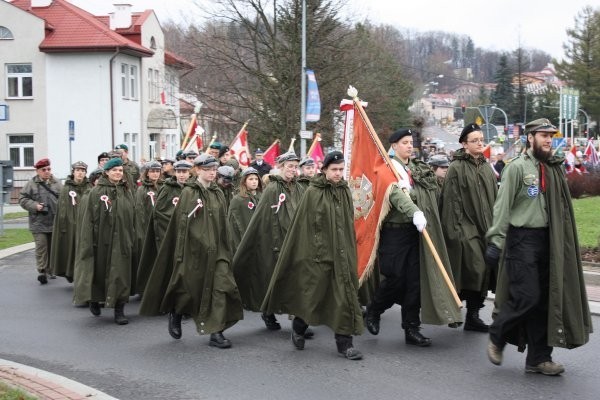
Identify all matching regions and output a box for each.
[228,191,261,250]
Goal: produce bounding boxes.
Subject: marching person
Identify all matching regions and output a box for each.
[485,118,592,375]
[228,167,263,250]
[262,151,364,360]
[139,154,243,348]
[216,165,235,212]
[73,158,135,325]
[161,157,176,180]
[298,156,316,188]
[19,158,63,284]
[440,124,497,333]
[49,161,91,283]
[427,154,450,188]
[364,128,461,347]
[114,144,140,187]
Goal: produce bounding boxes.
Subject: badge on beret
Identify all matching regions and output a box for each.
[527,185,539,197]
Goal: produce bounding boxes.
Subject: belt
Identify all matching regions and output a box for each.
[382,222,412,229]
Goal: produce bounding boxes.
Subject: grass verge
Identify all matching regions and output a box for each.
[2,212,28,220]
[573,196,600,249]
[0,381,37,400]
[0,229,33,250]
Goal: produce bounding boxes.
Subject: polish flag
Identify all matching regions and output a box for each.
[229,122,250,168]
[263,139,280,166]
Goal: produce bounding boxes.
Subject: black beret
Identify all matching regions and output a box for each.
[97,152,109,163]
[389,129,413,143]
[459,123,481,143]
[322,151,344,169]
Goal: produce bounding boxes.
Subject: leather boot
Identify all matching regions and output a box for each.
[405,327,432,347]
[37,273,48,285]
[209,332,232,349]
[114,303,129,325]
[335,334,363,360]
[464,309,489,332]
[261,313,281,330]
[89,302,101,316]
[291,317,307,350]
[168,311,183,339]
[364,306,380,335]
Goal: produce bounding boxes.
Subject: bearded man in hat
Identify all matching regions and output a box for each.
[19,158,63,284]
[485,118,592,376]
[249,148,272,177]
[115,144,140,187]
[440,124,498,333]
[49,161,91,283]
[232,151,307,331]
[262,151,364,360]
[364,129,461,347]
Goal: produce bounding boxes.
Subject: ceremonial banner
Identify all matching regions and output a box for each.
[584,139,599,166]
[263,139,280,166]
[181,114,204,153]
[229,122,250,168]
[307,133,325,164]
[305,69,321,122]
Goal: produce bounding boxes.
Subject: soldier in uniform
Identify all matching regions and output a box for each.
[161,157,176,181]
[440,124,497,333]
[485,118,592,375]
[364,129,462,347]
[228,167,263,250]
[19,158,63,284]
[97,152,110,170]
[297,156,316,188]
[115,144,140,187]
[216,165,235,212]
[249,148,272,177]
[207,142,222,159]
[262,152,364,360]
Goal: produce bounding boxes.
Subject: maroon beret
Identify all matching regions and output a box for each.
[34,158,51,169]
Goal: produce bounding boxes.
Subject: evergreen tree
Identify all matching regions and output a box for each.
[491,55,515,121]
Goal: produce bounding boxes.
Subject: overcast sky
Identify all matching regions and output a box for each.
[69,0,597,60]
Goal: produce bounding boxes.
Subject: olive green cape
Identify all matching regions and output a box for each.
[139,180,243,335]
[262,175,364,335]
[493,155,592,349]
[439,149,498,295]
[73,177,135,307]
[231,175,306,311]
[227,192,261,251]
[49,177,91,281]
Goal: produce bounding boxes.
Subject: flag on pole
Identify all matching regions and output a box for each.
[229,122,251,168]
[263,139,280,166]
[181,114,201,150]
[305,69,321,122]
[584,139,599,166]
[288,138,296,153]
[482,144,491,159]
[307,133,325,164]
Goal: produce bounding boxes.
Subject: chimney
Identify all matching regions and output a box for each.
[109,3,132,30]
[31,0,53,7]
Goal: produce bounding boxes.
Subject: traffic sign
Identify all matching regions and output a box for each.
[68,120,75,141]
[300,130,313,140]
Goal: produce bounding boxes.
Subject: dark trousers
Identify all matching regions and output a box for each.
[369,225,421,329]
[489,227,552,365]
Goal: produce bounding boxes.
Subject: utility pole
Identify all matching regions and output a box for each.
[300,0,307,156]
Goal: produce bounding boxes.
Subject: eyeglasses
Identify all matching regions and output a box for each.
[467,138,485,144]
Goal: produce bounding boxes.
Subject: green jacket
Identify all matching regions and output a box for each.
[231,174,306,311]
[49,177,91,281]
[73,176,135,307]
[19,175,63,233]
[489,152,592,349]
[139,180,243,335]
[262,175,364,335]
[227,192,261,251]
[440,149,497,295]
[136,178,180,295]
[122,159,140,188]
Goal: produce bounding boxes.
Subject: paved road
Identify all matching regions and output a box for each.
[422,125,462,152]
[1,250,599,400]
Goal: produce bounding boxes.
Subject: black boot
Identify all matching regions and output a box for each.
[168,311,183,339]
[291,317,308,350]
[364,306,380,335]
[209,331,232,349]
[261,313,281,330]
[114,303,129,325]
[464,309,489,332]
[405,326,432,347]
[335,334,363,360]
[89,302,101,316]
[37,272,48,285]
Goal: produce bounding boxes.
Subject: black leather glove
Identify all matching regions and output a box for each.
[484,244,501,269]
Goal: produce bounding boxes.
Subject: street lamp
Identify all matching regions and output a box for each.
[579,108,590,136]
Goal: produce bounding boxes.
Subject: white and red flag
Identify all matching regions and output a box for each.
[307,133,325,164]
[229,121,251,168]
[263,139,281,166]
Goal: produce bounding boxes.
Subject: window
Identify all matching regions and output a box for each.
[8,135,34,167]
[131,133,138,161]
[0,26,14,40]
[150,36,156,50]
[6,64,32,98]
[129,65,137,99]
[154,69,160,102]
[147,69,153,103]
[121,63,129,98]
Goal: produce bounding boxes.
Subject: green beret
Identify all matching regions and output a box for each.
[103,158,123,171]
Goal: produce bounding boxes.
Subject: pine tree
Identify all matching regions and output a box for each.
[491,55,515,122]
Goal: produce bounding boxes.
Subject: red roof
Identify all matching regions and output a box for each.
[165,51,194,69]
[10,0,153,57]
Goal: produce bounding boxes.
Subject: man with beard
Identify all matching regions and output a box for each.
[485,118,592,375]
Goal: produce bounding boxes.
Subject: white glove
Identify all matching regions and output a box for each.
[412,211,427,232]
[397,179,411,191]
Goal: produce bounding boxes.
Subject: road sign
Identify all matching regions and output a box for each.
[300,130,313,140]
[552,138,566,149]
[561,87,579,120]
[68,120,75,141]
[0,105,8,121]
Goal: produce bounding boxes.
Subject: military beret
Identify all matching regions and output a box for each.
[145,161,162,170]
[322,151,344,169]
[34,158,51,169]
[225,158,240,170]
[428,154,450,167]
[175,150,184,160]
[299,156,315,167]
[103,157,123,171]
[524,118,558,136]
[459,123,481,143]
[217,165,235,179]
[194,153,219,167]
[389,129,413,143]
[219,146,230,158]
[97,152,110,163]
[255,148,264,155]
[209,141,222,150]
[115,144,128,151]
[183,150,199,158]
[277,151,301,163]
[173,160,193,170]
[242,167,259,177]
[71,161,88,170]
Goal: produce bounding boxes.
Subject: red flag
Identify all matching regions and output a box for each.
[160,91,166,105]
[307,133,325,164]
[345,103,398,284]
[482,144,491,159]
[263,139,280,166]
[229,123,250,168]
[181,114,197,149]
[584,139,599,166]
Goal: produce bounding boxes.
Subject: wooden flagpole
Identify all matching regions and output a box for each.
[229,120,250,149]
[181,114,197,149]
[288,137,296,153]
[306,133,320,156]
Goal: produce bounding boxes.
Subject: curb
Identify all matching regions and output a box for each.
[0,359,118,400]
[0,242,34,260]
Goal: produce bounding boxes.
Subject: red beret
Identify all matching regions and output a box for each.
[34,158,51,169]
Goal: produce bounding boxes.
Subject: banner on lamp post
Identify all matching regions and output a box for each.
[305,69,321,122]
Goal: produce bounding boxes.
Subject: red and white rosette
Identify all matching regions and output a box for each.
[270,193,286,214]
[100,194,110,210]
[247,201,255,210]
[187,198,204,218]
[68,190,77,206]
[147,191,156,207]
[172,197,179,207]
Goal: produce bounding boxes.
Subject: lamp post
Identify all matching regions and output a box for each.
[579,108,590,137]
[299,0,307,156]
